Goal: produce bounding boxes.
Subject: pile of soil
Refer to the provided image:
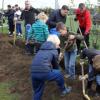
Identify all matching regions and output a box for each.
[0,34,32,100]
[0,34,99,100]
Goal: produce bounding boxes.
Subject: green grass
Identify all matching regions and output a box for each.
[0,25,8,33]
[0,82,20,100]
[0,20,25,35]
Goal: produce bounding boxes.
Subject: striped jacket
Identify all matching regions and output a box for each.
[27,19,49,43]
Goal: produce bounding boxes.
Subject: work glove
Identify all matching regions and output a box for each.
[84,32,89,36]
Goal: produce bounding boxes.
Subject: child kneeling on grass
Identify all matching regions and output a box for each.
[31,35,71,100]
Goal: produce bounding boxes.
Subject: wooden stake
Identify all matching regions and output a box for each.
[13,21,16,46]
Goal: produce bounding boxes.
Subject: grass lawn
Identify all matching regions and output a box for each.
[0,25,8,34]
[0,82,20,100]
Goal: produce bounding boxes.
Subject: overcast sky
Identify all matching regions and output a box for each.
[0,0,98,9]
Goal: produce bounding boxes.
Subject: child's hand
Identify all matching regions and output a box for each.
[59,53,63,61]
[69,35,75,40]
[14,17,17,21]
[25,40,29,45]
[56,45,60,48]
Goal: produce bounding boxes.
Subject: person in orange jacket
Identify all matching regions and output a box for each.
[74,3,92,53]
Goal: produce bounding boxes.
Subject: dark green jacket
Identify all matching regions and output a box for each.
[60,32,84,51]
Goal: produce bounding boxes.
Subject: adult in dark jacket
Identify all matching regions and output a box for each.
[21,0,39,25]
[31,41,71,100]
[47,5,69,29]
[21,0,39,39]
[0,12,2,20]
[81,48,100,96]
[5,5,15,36]
[0,12,3,26]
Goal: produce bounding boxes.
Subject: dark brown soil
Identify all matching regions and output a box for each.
[0,34,99,100]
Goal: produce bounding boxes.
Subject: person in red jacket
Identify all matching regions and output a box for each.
[74,3,92,53]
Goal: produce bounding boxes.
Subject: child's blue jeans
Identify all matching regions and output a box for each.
[64,49,77,79]
[88,64,100,86]
[31,70,66,100]
[16,23,22,34]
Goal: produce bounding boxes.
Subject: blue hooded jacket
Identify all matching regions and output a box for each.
[49,28,60,36]
[31,41,59,72]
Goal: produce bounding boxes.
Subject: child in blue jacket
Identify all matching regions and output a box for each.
[31,35,71,100]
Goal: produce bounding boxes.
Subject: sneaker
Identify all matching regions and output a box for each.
[18,33,21,36]
[24,51,32,55]
[8,32,11,35]
[77,54,80,57]
[64,74,71,79]
[20,34,23,37]
[61,87,72,96]
[9,34,13,37]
